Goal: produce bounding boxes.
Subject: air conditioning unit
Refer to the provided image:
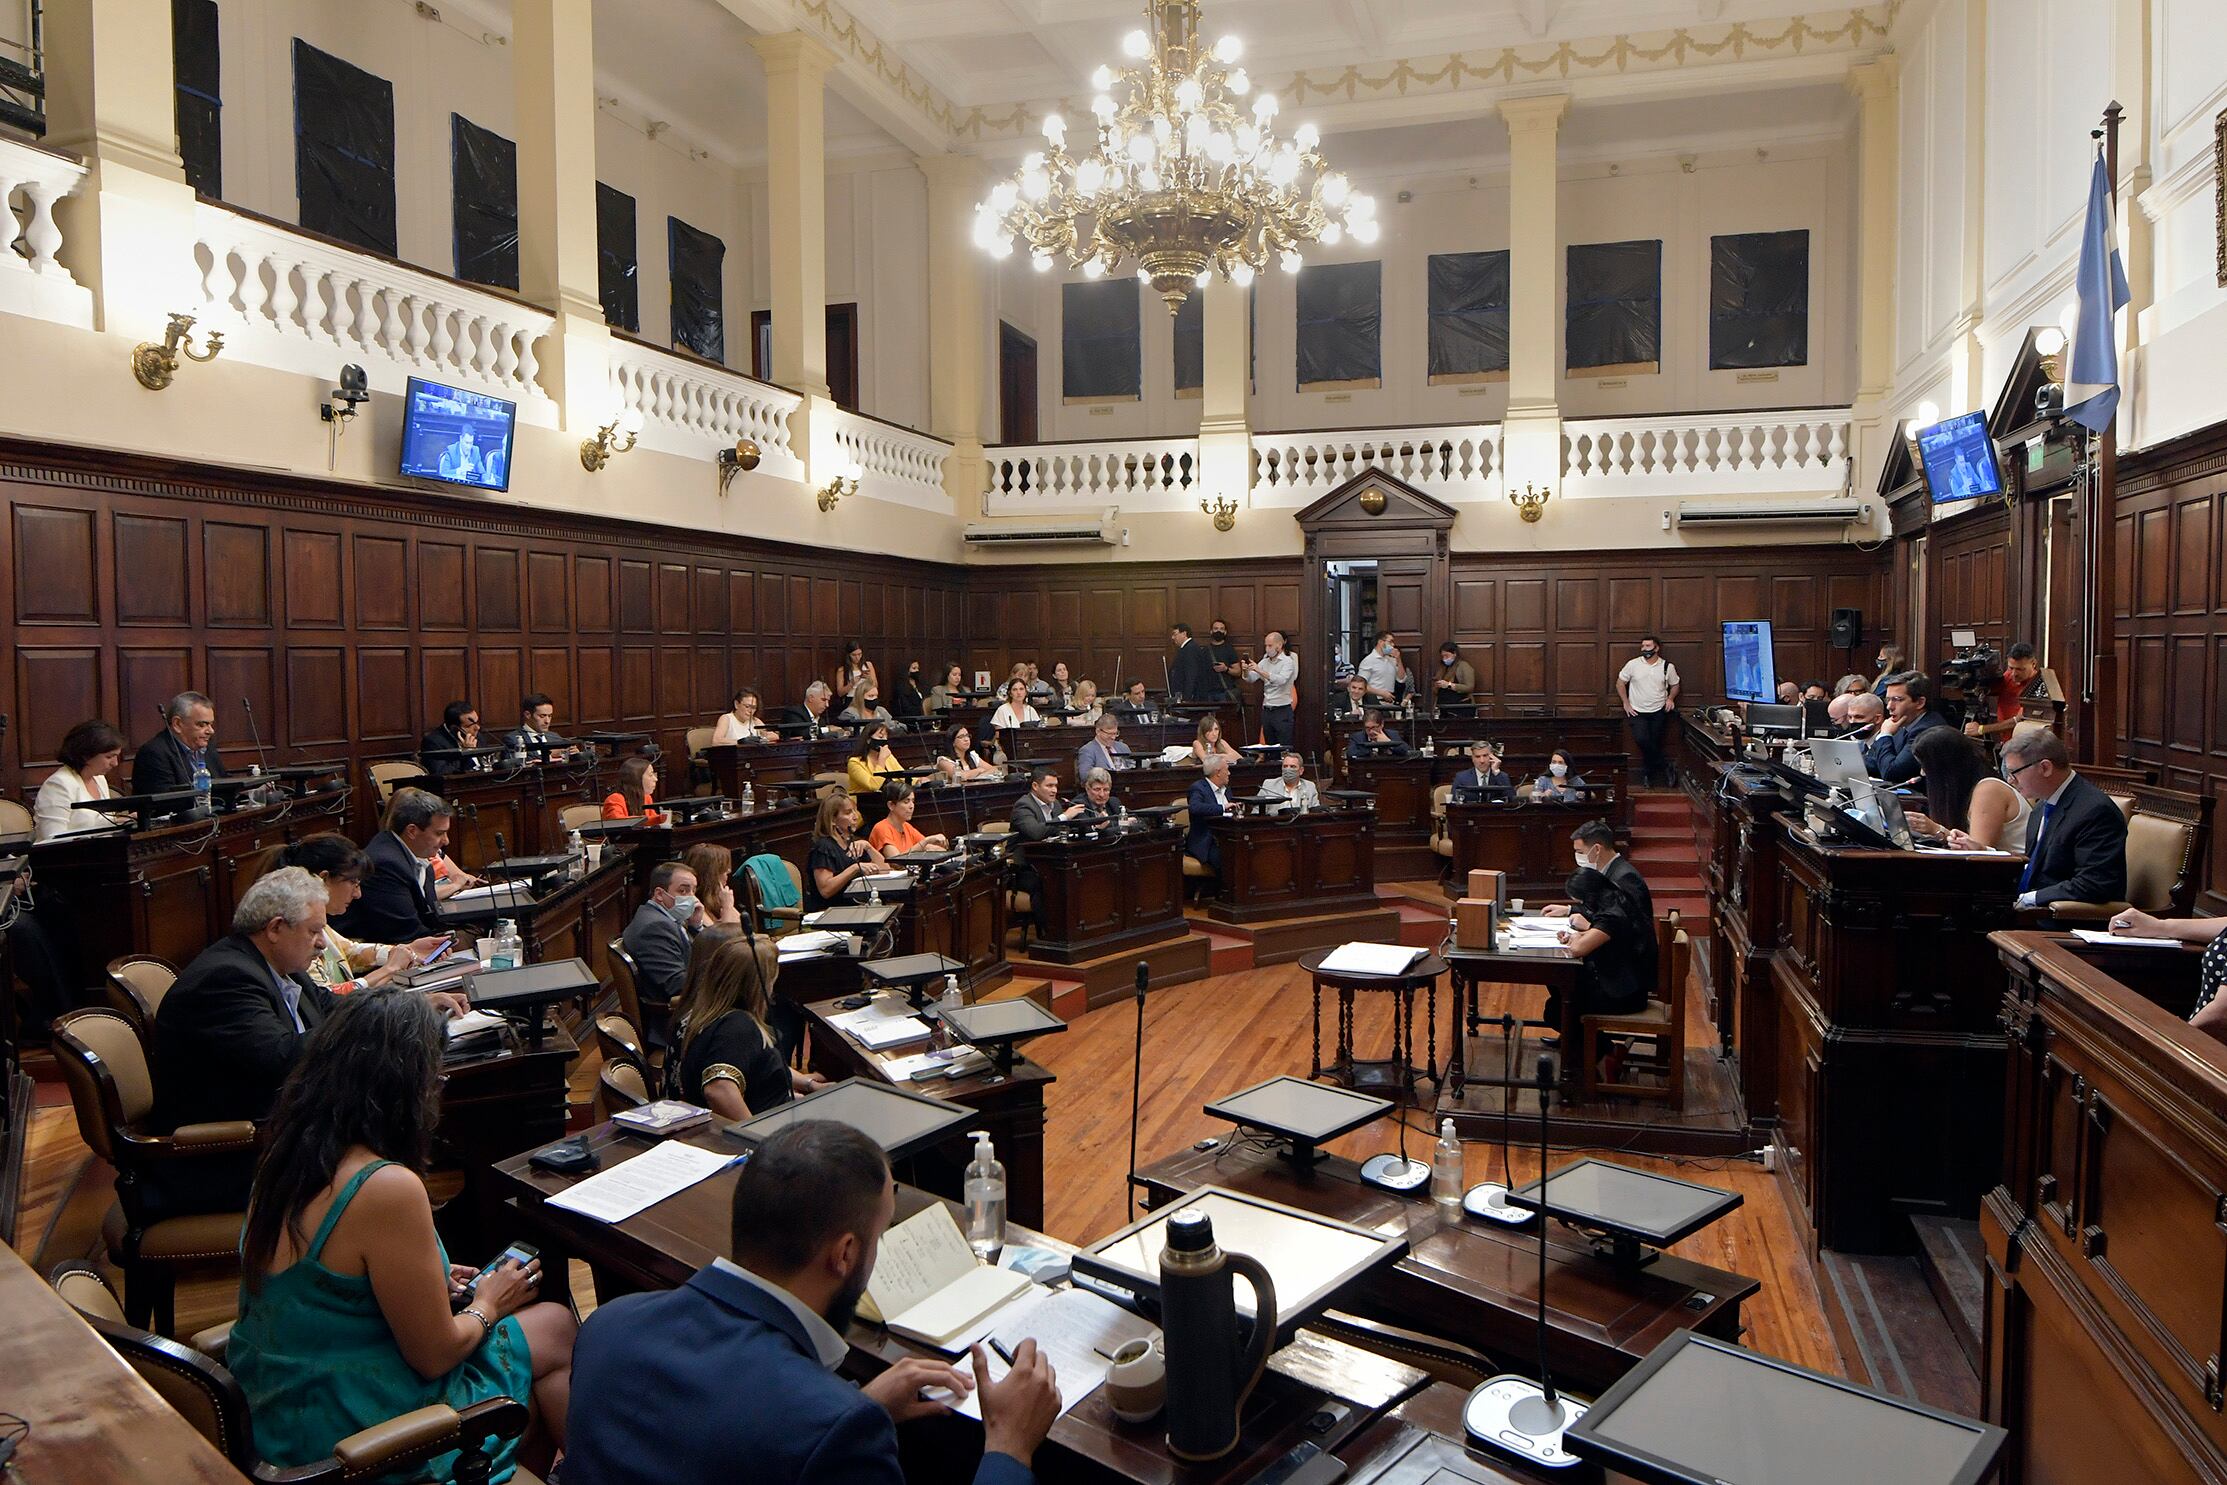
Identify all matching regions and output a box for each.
[962,519,1119,546]
[1674,498,1870,529]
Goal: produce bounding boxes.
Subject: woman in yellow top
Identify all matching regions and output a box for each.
[845,723,903,797]
[867,780,951,856]
[1191,715,1244,766]
[280,834,463,1006]
[603,755,667,826]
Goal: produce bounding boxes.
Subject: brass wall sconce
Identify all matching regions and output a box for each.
[1508,482,1551,523]
[2034,325,2067,390]
[715,438,762,496]
[1200,494,1238,532]
[580,408,645,472]
[132,313,224,390]
[817,461,864,512]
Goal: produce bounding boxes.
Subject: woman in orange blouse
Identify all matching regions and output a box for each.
[867,781,951,857]
[602,755,667,826]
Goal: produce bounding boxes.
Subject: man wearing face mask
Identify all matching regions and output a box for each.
[1259,751,1320,814]
[1239,630,1299,749]
[1357,634,1407,706]
[1615,636,1680,789]
[1205,619,1242,703]
[1541,820,1658,999]
[622,861,718,1050]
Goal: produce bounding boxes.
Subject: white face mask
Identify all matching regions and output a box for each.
[1574,853,1590,873]
[670,894,700,919]
[1281,765,1302,782]
[1549,762,1568,778]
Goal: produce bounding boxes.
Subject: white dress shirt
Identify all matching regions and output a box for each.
[1357,649,1401,697]
[1617,656,1680,712]
[1251,651,1298,708]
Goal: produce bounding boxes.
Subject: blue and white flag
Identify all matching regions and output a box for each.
[2063,149,2131,435]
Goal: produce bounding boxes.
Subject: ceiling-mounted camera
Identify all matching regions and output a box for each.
[321,363,370,425]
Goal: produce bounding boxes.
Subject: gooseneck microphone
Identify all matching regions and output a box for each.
[1127,960,1150,1219]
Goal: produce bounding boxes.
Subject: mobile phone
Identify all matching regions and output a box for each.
[421,934,456,964]
[465,1241,540,1297]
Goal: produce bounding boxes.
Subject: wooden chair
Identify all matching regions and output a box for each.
[1579,915,1691,1108]
[598,1058,651,1118]
[594,1013,646,1072]
[1428,783,1454,861]
[685,725,717,794]
[50,1261,536,1484]
[605,938,670,1062]
[559,802,605,833]
[365,759,427,808]
[51,1010,258,1334]
[104,955,179,1041]
[0,796,32,836]
[738,856,806,936]
[1172,805,1215,898]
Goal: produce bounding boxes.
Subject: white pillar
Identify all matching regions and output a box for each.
[42,0,201,335]
[751,32,837,401]
[1949,0,1988,414]
[917,152,991,509]
[1200,281,1252,506]
[1498,93,1568,498]
[1846,57,1901,488]
[513,0,610,430]
[2113,0,2155,355]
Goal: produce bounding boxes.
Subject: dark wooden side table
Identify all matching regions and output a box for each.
[1300,948,1447,1101]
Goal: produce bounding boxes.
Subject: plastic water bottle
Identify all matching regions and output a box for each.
[567,828,586,879]
[867,874,882,906]
[491,919,520,971]
[739,781,754,813]
[192,754,212,802]
[964,1131,1007,1262]
[1431,1119,1464,1213]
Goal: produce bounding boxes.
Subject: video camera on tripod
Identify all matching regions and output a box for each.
[1933,629,2002,730]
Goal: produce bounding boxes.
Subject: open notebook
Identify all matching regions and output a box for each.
[857,1205,1033,1350]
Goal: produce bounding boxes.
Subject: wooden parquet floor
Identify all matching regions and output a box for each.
[14,959,1842,1378]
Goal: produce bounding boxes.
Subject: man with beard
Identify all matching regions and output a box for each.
[560,1120,1060,1483]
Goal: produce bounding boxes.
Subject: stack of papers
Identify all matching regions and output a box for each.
[829,998,936,1050]
[955,1287,1160,1420]
[444,1009,506,1040]
[1501,918,1570,951]
[2071,928,2185,950]
[445,882,536,909]
[862,1206,1034,1350]
[545,1141,735,1223]
[776,930,847,960]
[1319,942,1425,975]
[882,1046,990,1082]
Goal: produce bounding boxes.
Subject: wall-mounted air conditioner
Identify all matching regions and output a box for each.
[1674,498,1870,528]
[962,519,1119,546]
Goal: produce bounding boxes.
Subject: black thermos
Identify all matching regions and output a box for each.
[1159,1207,1277,1462]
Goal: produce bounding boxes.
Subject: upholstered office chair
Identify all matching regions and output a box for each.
[51,1261,536,1484]
[1428,784,1454,861]
[1172,805,1215,899]
[685,726,717,795]
[606,939,668,1063]
[811,772,848,801]
[2045,806,2203,924]
[366,760,427,808]
[104,955,179,1042]
[1580,916,1691,1109]
[598,1058,651,1118]
[594,1012,647,1072]
[559,802,604,833]
[0,796,32,837]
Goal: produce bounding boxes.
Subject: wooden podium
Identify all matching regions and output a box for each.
[1021,823,1187,965]
[1204,807,1378,924]
[1340,753,1437,878]
[1443,795,1617,901]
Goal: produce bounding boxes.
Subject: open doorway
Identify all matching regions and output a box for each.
[1325,560,1381,674]
[999,322,1038,445]
[749,303,860,409]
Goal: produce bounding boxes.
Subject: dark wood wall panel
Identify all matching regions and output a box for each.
[0,442,969,825]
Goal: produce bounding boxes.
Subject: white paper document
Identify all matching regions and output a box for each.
[952,1287,1160,1420]
[1318,942,1424,975]
[2071,929,2186,950]
[444,1009,506,1040]
[444,882,536,909]
[544,1140,734,1224]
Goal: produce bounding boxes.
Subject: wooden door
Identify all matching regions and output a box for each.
[999,323,1038,445]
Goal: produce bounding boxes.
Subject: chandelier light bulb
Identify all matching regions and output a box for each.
[1032,251,1053,272]
[1022,151,1045,171]
[1138,268,1153,282]
[1153,115,1173,146]
[1295,122,1320,150]
[1253,92,1279,120]
[1084,259,1107,279]
[1122,28,1150,58]
[1213,34,1243,63]
[972,212,999,248]
[1093,64,1115,90]
[990,238,1014,260]
[990,180,1020,212]
[1281,249,1303,273]
[1138,166,1163,190]
[1236,123,1260,154]
[1041,113,1066,144]
[1227,67,1250,96]
[1322,222,1344,246]
[1194,268,1211,286]
[1348,193,1376,221]
[1176,78,1205,113]
[1321,172,1350,206]
[1127,130,1156,163]
[1268,151,1299,186]
[1232,263,1255,287]
[1353,220,1380,244]
[1092,92,1117,120]
[1207,130,1235,162]
[1076,159,1107,193]
[1023,170,1051,200]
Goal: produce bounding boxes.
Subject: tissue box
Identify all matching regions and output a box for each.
[1454,898,1497,949]
[1466,869,1506,905]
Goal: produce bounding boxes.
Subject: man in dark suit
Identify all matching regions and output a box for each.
[1546,820,1659,987]
[334,788,453,943]
[622,860,704,1049]
[131,690,226,795]
[782,681,849,738]
[1008,767,1084,902]
[1167,622,1216,702]
[1185,756,1232,872]
[1109,680,1160,722]
[420,699,490,781]
[561,1120,1059,1485]
[1345,709,1414,760]
[2003,730,2128,908]
[1862,673,1948,784]
[502,691,572,760]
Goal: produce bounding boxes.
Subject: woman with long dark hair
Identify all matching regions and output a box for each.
[229,992,573,1480]
[602,754,666,826]
[667,935,824,1119]
[845,722,902,797]
[1908,726,2031,850]
[937,723,1002,782]
[805,791,887,912]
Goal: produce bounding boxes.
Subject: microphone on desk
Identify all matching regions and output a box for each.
[1126,960,1150,1220]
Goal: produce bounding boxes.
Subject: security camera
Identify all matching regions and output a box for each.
[321,363,370,424]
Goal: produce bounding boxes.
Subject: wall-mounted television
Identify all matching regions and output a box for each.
[399,376,517,492]
[1915,410,2003,505]
[1721,620,1777,705]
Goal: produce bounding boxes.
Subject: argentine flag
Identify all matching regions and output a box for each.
[2064,150,2131,435]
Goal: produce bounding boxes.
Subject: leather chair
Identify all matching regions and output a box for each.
[104,954,179,1042]
[0,797,31,836]
[559,802,604,833]
[738,856,807,935]
[594,1012,646,1072]
[52,1009,258,1335]
[2045,784,2211,923]
[51,1260,536,1484]
[598,1058,651,1118]
[606,939,667,1064]
[366,759,428,808]
[1428,783,1454,861]
[1580,914,1690,1108]
[1172,806,1215,898]
[684,725,717,794]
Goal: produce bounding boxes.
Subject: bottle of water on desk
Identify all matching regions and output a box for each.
[192,755,212,804]
[491,919,520,971]
[1431,1119,1464,1213]
[740,781,754,813]
[964,1131,1006,1262]
[567,828,586,879]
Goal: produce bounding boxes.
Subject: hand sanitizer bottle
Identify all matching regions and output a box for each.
[964,1131,1006,1262]
[1431,1119,1464,1213]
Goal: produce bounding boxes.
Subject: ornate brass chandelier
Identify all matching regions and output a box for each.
[974,0,1375,313]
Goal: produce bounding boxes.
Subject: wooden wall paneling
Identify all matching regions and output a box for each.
[15,649,103,767]
[527,551,569,632]
[420,543,467,629]
[354,536,410,629]
[114,514,188,626]
[475,547,521,633]
[478,647,524,723]
[283,530,345,628]
[285,646,349,747]
[16,505,99,624]
[357,647,412,743]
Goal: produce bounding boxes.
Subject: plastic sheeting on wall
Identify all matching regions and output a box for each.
[292,39,396,256]
[1565,239,1660,372]
[1061,280,1141,400]
[450,114,518,291]
[668,216,725,363]
[172,0,221,199]
[1710,229,1809,370]
[597,182,639,333]
[1296,260,1381,387]
[1426,250,1509,379]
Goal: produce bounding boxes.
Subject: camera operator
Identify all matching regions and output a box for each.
[1965,642,2041,741]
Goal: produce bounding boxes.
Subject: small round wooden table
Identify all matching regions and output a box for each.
[1299,948,1447,1102]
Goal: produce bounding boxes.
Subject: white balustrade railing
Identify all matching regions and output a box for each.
[191,201,554,410]
[608,342,805,480]
[1250,425,1499,505]
[831,409,951,511]
[0,137,94,328]
[984,437,1202,513]
[1561,410,1851,499]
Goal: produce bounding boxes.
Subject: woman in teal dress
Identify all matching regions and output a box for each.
[229,991,574,1481]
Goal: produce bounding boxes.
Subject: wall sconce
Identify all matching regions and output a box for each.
[716,438,762,496]
[817,461,863,512]
[1200,494,1238,532]
[131,313,223,390]
[580,408,645,471]
[2034,325,2067,388]
[1508,482,1551,523]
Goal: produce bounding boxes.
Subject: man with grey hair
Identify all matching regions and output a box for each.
[1987,729,2127,908]
[131,689,226,795]
[1259,750,1320,814]
[1841,690,1886,735]
[1185,754,1233,873]
[784,680,849,738]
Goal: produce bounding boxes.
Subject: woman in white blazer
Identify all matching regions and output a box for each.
[33,720,127,842]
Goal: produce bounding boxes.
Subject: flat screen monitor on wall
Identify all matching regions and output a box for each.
[399,376,517,492]
[1722,620,1777,705]
[1915,410,2004,505]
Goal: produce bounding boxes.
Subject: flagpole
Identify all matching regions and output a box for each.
[2084,100,2124,769]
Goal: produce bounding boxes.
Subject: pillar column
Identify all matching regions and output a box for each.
[42,0,201,335]
[2114,0,2155,363]
[917,152,991,509]
[1497,93,1568,498]
[1948,0,1988,413]
[1846,57,1902,489]
[1200,281,1252,506]
[513,0,610,431]
[751,32,838,401]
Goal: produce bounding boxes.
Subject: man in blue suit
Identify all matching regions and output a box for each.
[1186,755,1232,872]
[562,1120,1060,1484]
[1862,672,1948,784]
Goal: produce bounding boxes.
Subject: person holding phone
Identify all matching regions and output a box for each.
[280,833,465,1011]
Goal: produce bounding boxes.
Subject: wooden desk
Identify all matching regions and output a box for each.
[0,1241,246,1483]
[1443,798,1618,901]
[1302,949,1447,1099]
[1138,1143,1757,1396]
[802,994,1051,1226]
[437,1022,579,1254]
[438,848,637,991]
[612,800,819,892]
[1772,827,2025,1253]
[1441,943,1582,1097]
[909,778,1027,843]
[1339,755,1438,878]
[1706,764,1792,1126]
[1022,822,1188,965]
[890,855,1011,992]
[1205,806,1378,925]
[1985,932,2227,1485]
